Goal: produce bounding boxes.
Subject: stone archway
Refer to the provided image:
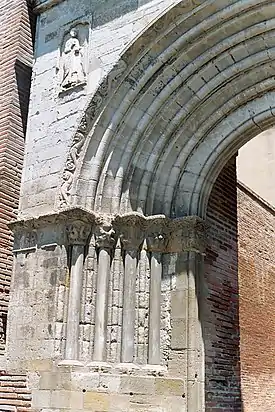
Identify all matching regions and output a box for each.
[55,1,275,407]
[8,1,275,411]
[59,0,275,219]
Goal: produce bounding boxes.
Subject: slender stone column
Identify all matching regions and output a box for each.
[64,220,91,363]
[147,223,166,365]
[180,218,206,412]
[168,216,206,411]
[187,251,205,412]
[117,215,145,364]
[122,249,138,363]
[93,221,116,362]
[148,251,162,364]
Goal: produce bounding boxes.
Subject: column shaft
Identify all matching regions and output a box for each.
[187,251,204,412]
[121,249,138,363]
[65,244,84,361]
[148,251,162,365]
[93,247,111,361]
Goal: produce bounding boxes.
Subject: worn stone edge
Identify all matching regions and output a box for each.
[9,209,208,254]
[33,0,64,14]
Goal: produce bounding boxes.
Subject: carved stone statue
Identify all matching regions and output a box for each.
[61,28,86,90]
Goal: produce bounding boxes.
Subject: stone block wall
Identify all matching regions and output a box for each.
[19,0,180,218]
[0,0,34,355]
[8,211,204,411]
[238,183,275,412]
[6,145,275,412]
[2,1,275,410]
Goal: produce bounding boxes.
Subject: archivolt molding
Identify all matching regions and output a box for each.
[188,103,275,216]
[57,0,210,209]
[59,59,128,208]
[59,0,275,218]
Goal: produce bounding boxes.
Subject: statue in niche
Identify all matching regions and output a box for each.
[60,28,86,90]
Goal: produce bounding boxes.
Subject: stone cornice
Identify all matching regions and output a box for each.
[9,210,208,254]
[114,213,148,251]
[8,207,97,232]
[237,180,275,215]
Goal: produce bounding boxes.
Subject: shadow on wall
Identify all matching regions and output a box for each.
[15,60,32,136]
[15,1,36,136]
[28,0,37,46]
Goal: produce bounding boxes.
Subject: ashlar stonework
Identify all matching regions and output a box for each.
[3,0,275,411]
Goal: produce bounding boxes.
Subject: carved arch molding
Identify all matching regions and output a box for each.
[10,2,275,411]
[58,0,275,218]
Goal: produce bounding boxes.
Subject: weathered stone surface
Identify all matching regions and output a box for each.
[3,0,275,411]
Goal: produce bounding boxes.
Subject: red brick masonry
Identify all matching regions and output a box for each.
[238,181,275,412]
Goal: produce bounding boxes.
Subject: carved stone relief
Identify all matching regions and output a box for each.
[58,58,127,208]
[10,210,207,254]
[94,217,117,250]
[66,220,92,245]
[58,24,89,92]
[114,214,146,252]
[13,230,37,252]
[146,216,167,253]
[60,131,86,206]
[166,216,207,254]
[10,209,207,369]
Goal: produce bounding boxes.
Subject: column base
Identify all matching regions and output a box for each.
[115,362,141,373]
[87,361,112,372]
[142,364,167,375]
[58,359,84,367]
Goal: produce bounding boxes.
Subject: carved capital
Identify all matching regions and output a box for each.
[9,210,206,253]
[147,233,166,252]
[114,213,146,251]
[94,218,117,250]
[9,207,96,230]
[146,216,168,253]
[167,216,207,254]
[66,220,92,245]
[182,217,207,254]
[13,229,37,253]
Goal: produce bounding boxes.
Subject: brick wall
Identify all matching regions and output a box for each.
[204,157,275,411]
[204,157,242,410]
[238,183,275,412]
[0,372,32,411]
[0,0,35,352]
[0,2,35,410]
